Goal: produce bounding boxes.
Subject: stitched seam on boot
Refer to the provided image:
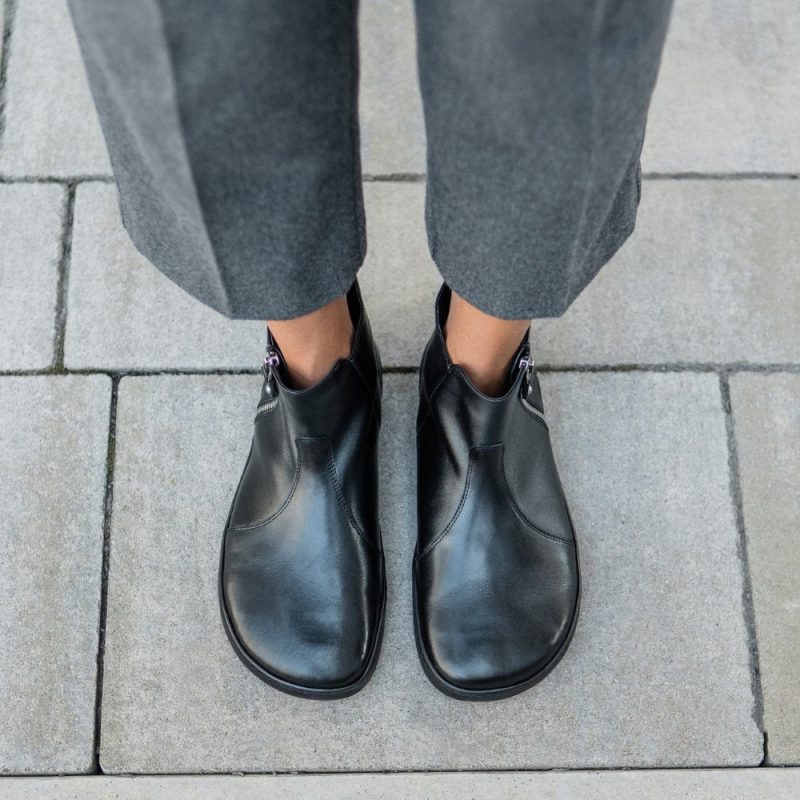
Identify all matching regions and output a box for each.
[416,359,452,434]
[347,354,377,403]
[228,447,303,532]
[338,386,380,539]
[324,440,381,555]
[417,455,475,562]
[498,445,575,547]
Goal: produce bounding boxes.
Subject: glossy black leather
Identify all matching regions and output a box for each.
[414,285,580,700]
[219,281,385,698]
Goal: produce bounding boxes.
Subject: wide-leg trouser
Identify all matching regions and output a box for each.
[67,0,673,321]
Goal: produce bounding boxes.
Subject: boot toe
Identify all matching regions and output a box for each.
[222,562,382,694]
[232,608,371,690]
[419,581,578,695]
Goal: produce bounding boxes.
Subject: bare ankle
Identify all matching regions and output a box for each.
[267,294,354,389]
[444,290,530,396]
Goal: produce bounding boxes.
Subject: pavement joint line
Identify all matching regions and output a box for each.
[92,375,120,776]
[1,173,800,186]
[0,0,17,154]
[642,172,800,181]
[51,183,76,371]
[0,761,771,779]
[7,762,780,779]
[719,373,767,764]
[536,362,800,374]
[0,173,115,184]
[2,363,800,378]
[363,173,426,182]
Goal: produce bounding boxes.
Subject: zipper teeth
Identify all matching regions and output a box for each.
[520,396,546,423]
[517,351,545,422]
[255,398,278,417]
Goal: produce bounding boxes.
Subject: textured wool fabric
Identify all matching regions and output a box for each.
[67,0,672,321]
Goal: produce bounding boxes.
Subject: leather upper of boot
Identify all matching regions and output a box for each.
[415,284,580,693]
[221,282,385,691]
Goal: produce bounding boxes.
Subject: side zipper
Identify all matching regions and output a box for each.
[262,347,280,378]
[256,347,281,418]
[518,351,546,423]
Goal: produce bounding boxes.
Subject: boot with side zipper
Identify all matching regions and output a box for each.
[414,284,580,700]
[219,280,386,699]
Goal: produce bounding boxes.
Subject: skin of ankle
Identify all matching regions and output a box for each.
[444,290,531,397]
[267,294,354,390]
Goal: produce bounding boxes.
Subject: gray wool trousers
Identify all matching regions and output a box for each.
[67,0,673,321]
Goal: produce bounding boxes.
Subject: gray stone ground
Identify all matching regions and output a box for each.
[0,0,798,795]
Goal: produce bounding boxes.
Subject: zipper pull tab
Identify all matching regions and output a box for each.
[518,353,535,375]
[518,350,536,378]
[262,347,280,380]
[518,352,535,398]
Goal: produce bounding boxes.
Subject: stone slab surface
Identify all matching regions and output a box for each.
[533,181,800,365]
[0,0,111,177]
[359,182,441,366]
[359,0,426,176]
[0,375,110,774]
[3,769,800,800]
[731,374,800,765]
[99,371,759,773]
[64,183,264,370]
[0,184,64,369]
[642,0,800,172]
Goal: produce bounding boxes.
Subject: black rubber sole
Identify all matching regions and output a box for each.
[411,556,581,702]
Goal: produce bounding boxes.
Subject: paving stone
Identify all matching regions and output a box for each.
[359,0,426,176]
[0,0,111,177]
[359,182,441,366]
[64,183,264,370]
[730,374,800,765]
[4,769,800,800]
[0,375,110,774]
[0,184,64,369]
[642,0,800,172]
[533,181,800,365]
[99,371,759,772]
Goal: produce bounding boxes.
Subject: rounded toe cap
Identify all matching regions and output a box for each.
[225,594,376,692]
[419,585,579,696]
[243,629,371,691]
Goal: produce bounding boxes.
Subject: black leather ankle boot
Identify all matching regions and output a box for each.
[414,284,580,701]
[219,281,386,699]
